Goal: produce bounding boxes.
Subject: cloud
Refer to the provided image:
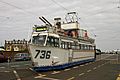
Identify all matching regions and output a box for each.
[0,0,120,51]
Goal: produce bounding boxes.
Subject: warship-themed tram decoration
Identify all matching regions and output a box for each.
[28,12,96,72]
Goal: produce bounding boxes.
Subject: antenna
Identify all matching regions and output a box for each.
[41,16,52,27]
[39,17,47,24]
[39,16,52,27]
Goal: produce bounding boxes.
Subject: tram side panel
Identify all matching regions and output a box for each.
[70,50,95,62]
[49,48,69,65]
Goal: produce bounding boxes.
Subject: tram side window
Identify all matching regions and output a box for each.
[85,45,89,50]
[81,44,84,50]
[68,42,71,49]
[75,43,79,50]
[54,38,59,47]
[88,45,90,50]
[86,45,89,50]
[61,41,66,49]
[71,43,76,49]
[46,36,59,47]
[61,41,71,49]
[79,44,81,49]
[64,42,67,49]
[61,41,64,48]
[89,45,93,50]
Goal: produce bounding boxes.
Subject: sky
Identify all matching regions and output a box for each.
[0,0,120,51]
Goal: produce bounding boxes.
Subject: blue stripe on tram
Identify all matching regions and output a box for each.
[33,58,95,72]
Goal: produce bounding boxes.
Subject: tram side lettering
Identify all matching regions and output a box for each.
[35,50,51,59]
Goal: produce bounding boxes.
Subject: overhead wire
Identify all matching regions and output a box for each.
[0,0,119,38]
[0,0,36,16]
[80,6,117,19]
[50,0,70,12]
[0,0,36,41]
[78,18,97,37]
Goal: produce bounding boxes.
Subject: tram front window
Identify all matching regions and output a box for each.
[32,35,46,45]
[46,36,59,47]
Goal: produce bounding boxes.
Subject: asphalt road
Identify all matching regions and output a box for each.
[0,54,120,80]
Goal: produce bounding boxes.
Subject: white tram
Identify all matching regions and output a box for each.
[28,12,96,71]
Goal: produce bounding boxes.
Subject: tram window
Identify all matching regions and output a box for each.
[62,42,65,48]
[86,45,89,50]
[76,43,80,50]
[64,42,68,49]
[81,44,85,50]
[61,41,71,49]
[84,45,87,50]
[89,46,93,50]
[89,45,92,50]
[61,42,63,48]
[68,42,71,49]
[71,43,76,49]
[46,36,59,47]
[54,38,59,47]
[79,44,81,49]
[83,45,86,50]
[32,35,46,45]
[61,42,66,49]
[88,45,90,50]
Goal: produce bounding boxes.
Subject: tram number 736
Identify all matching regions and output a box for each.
[35,50,51,59]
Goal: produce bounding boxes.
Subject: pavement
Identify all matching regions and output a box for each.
[0,54,120,80]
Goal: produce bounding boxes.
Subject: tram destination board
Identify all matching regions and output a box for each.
[33,26,48,32]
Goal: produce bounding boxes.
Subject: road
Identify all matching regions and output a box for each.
[0,54,120,80]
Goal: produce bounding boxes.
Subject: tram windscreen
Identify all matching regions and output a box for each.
[32,35,46,45]
[46,36,59,47]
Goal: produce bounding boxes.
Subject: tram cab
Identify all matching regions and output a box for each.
[32,32,60,47]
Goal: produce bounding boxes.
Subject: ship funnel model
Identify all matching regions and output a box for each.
[28,12,96,72]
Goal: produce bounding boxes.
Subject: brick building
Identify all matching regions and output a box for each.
[5,39,28,51]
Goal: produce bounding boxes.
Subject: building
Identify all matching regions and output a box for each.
[5,39,28,51]
[0,46,5,51]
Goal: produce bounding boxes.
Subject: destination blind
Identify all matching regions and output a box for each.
[33,26,48,32]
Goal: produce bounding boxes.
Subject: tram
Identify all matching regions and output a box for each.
[28,12,96,71]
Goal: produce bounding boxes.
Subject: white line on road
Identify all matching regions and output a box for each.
[24,64,31,66]
[93,67,97,70]
[73,66,78,69]
[87,70,92,72]
[29,68,34,71]
[85,63,89,65]
[11,65,20,68]
[51,71,60,74]
[101,64,105,66]
[13,70,21,80]
[80,65,84,66]
[97,65,101,68]
[4,71,10,73]
[79,73,85,76]
[38,74,46,77]
[0,71,10,73]
[0,67,5,68]
[35,76,59,80]
[64,68,70,71]
[67,77,75,80]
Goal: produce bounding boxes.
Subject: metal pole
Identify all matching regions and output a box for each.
[118,0,120,8]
